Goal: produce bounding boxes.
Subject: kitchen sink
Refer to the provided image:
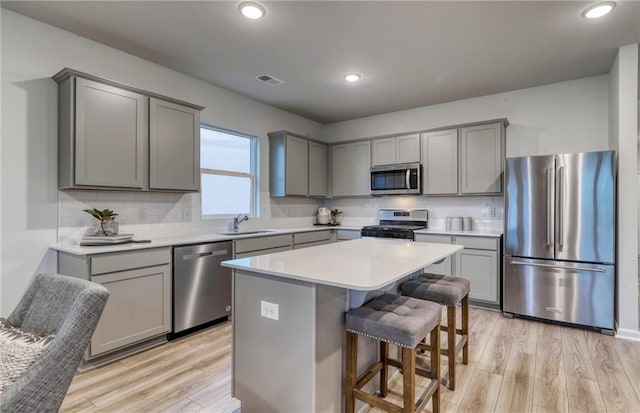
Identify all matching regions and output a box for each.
[217,230,276,236]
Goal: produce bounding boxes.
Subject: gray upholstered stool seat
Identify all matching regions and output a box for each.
[400,274,470,391]
[346,293,441,348]
[345,293,442,413]
[400,274,470,306]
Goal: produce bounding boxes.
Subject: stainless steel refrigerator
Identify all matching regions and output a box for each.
[503,150,615,333]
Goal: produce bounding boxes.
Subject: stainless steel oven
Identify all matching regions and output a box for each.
[370,163,421,195]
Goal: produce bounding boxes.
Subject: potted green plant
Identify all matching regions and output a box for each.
[83,208,119,236]
[330,209,343,225]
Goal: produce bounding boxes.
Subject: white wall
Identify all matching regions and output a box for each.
[609,43,639,339]
[324,75,610,158]
[0,10,324,316]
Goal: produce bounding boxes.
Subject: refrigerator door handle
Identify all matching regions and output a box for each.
[557,165,565,251]
[510,260,606,273]
[546,168,553,247]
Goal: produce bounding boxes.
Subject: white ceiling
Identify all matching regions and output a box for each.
[3,1,640,124]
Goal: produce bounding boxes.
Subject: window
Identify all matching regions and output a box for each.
[200,125,257,217]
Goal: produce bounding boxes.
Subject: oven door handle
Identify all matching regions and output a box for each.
[405,169,411,189]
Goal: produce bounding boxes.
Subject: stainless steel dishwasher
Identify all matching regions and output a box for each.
[172,241,232,336]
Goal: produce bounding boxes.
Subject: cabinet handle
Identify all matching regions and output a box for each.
[182,250,228,261]
[510,260,605,273]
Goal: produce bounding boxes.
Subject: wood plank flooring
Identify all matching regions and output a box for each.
[62,308,640,413]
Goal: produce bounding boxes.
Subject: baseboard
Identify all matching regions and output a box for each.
[615,328,640,342]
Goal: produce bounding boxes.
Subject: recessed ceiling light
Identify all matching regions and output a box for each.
[343,73,362,82]
[581,1,616,18]
[239,2,266,19]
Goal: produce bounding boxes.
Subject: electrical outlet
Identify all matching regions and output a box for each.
[260,300,279,321]
[138,208,147,222]
[488,207,496,218]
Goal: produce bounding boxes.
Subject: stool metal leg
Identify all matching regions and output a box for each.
[346,332,358,413]
[380,341,389,398]
[402,347,416,413]
[431,324,441,413]
[462,294,469,364]
[447,305,456,391]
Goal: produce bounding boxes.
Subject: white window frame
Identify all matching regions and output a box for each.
[200,124,258,219]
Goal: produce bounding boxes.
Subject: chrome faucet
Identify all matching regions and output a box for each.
[232,214,249,232]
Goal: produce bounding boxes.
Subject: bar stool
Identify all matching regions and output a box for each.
[401,274,470,391]
[345,293,442,413]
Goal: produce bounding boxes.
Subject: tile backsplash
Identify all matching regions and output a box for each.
[326,195,504,231]
[57,190,324,244]
[57,190,503,244]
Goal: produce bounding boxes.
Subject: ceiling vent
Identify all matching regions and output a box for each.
[255,74,284,86]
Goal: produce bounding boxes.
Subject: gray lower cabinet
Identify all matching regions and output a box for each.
[414,234,453,275]
[414,233,501,307]
[58,247,172,359]
[233,234,293,258]
[336,229,361,242]
[54,69,203,191]
[293,230,332,249]
[149,98,200,191]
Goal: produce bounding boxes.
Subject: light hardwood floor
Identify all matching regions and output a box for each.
[62,308,640,413]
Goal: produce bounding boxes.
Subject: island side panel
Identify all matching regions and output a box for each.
[315,284,348,412]
[233,269,317,413]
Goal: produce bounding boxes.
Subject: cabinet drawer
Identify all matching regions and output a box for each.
[234,245,292,259]
[455,236,498,251]
[90,248,171,276]
[294,239,332,249]
[414,234,452,244]
[294,231,331,245]
[234,234,293,254]
[336,229,361,241]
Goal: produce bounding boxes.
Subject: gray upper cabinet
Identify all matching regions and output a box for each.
[54,69,203,192]
[460,123,504,194]
[285,135,309,196]
[66,77,147,189]
[308,141,328,197]
[421,129,458,195]
[269,131,331,197]
[331,144,351,197]
[149,98,200,191]
[371,134,420,166]
[420,121,506,196]
[331,140,371,196]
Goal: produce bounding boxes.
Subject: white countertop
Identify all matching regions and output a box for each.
[222,238,463,290]
[52,226,361,256]
[415,228,503,237]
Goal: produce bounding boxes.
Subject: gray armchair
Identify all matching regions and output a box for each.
[0,273,109,412]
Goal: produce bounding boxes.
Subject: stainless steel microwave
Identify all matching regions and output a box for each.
[370,163,421,195]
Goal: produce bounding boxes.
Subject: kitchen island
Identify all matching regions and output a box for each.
[222,238,463,413]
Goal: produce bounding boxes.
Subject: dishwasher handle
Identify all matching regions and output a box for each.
[181,249,229,261]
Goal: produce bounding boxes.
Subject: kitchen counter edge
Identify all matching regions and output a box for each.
[52,226,362,256]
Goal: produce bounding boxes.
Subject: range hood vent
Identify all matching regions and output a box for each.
[255,74,284,86]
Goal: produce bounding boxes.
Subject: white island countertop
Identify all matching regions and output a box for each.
[222,238,463,291]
